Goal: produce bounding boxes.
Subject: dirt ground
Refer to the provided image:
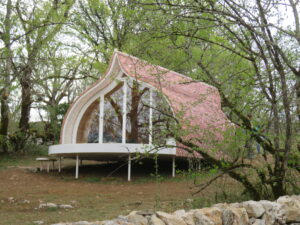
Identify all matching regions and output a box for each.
[0,159,209,225]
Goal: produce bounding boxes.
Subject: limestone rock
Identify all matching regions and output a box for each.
[173,209,187,218]
[156,211,187,225]
[72,222,91,225]
[101,219,134,225]
[7,197,15,203]
[181,212,195,225]
[194,207,222,225]
[260,200,286,225]
[193,211,215,225]
[221,208,249,225]
[126,211,148,225]
[59,204,74,209]
[222,210,235,225]
[250,219,265,225]
[241,201,265,218]
[39,202,58,209]
[149,215,165,225]
[277,195,300,223]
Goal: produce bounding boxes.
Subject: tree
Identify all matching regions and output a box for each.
[141,0,299,199]
[15,0,74,135]
[0,0,14,152]
[33,44,93,143]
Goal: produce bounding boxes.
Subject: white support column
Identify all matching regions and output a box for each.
[122,80,127,144]
[128,154,131,181]
[149,89,153,145]
[99,95,104,144]
[58,157,61,173]
[172,155,176,177]
[75,154,79,179]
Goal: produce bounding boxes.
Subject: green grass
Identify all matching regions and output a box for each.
[85,176,101,183]
[0,145,48,169]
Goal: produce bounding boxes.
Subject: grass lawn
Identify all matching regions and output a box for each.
[0,150,247,225]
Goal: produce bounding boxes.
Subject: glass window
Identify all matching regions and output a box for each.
[126,80,150,144]
[76,99,99,143]
[76,78,175,146]
[103,83,123,143]
[152,91,174,146]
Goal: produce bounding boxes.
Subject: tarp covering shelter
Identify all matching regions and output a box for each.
[49,50,230,180]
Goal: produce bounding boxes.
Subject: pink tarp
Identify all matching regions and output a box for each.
[116,51,231,157]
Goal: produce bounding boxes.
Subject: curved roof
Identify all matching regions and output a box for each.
[60,50,231,157]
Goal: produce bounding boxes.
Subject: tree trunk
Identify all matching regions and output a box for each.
[0,91,9,153]
[297,78,300,129]
[0,0,12,153]
[19,69,32,134]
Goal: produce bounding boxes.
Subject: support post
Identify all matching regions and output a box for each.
[47,162,50,173]
[58,157,61,173]
[172,155,175,177]
[75,154,79,179]
[128,154,131,181]
[99,95,104,143]
[149,89,153,145]
[122,80,127,144]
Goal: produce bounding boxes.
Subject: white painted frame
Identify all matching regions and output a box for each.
[60,53,177,154]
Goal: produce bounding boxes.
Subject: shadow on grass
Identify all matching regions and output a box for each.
[49,158,191,184]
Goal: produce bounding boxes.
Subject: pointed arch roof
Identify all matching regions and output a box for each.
[60,50,231,157]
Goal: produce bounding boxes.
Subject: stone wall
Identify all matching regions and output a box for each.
[53,195,300,225]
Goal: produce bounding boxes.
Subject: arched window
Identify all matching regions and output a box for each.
[126,80,150,144]
[76,99,99,143]
[103,83,123,143]
[76,78,175,145]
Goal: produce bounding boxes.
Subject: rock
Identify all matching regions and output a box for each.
[193,211,214,225]
[48,195,300,225]
[23,199,30,204]
[173,209,187,218]
[156,211,187,225]
[181,212,195,225]
[126,211,148,225]
[59,204,74,209]
[222,209,234,225]
[39,202,58,208]
[73,222,91,225]
[229,203,240,208]
[260,200,285,225]
[241,201,265,218]
[222,208,249,225]
[277,195,300,223]
[8,197,15,203]
[101,219,134,225]
[33,221,44,224]
[194,207,222,225]
[149,215,165,225]
[251,219,265,225]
